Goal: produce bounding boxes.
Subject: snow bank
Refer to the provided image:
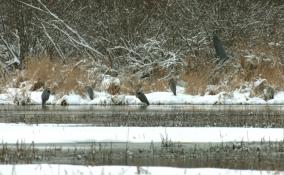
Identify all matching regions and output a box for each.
[0,123,283,144]
[1,83,284,105]
[0,164,282,175]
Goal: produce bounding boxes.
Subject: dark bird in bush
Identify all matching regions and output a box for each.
[169,78,177,96]
[41,88,51,106]
[213,32,229,64]
[136,91,150,105]
[85,86,94,100]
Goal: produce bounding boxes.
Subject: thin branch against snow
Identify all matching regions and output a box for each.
[109,38,184,78]
[41,23,65,62]
[18,0,104,59]
[48,23,102,57]
[110,46,144,65]
[159,52,183,69]
[72,59,85,71]
[0,36,20,66]
[36,0,104,57]
[17,0,48,14]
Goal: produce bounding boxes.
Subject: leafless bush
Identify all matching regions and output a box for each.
[110,38,184,79]
[0,0,283,82]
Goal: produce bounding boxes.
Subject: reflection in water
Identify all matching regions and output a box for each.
[138,105,148,111]
[1,104,284,127]
[41,105,50,110]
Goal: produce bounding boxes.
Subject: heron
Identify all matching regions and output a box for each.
[169,78,177,96]
[136,91,150,105]
[85,86,94,100]
[41,88,51,106]
[213,32,228,64]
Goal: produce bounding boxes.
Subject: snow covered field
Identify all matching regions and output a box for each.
[0,123,283,143]
[0,164,283,175]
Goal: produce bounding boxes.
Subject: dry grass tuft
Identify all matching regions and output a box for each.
[234,40,284,89]
[30,80,44,91]
[107,83,120,95]
[182,70,211,95]
[14,70,26,88]
[120,77,167,95]
[143,79,168,93]
[120,66,168,94]
[56,66,87,94]
[22,56,88,94]
[247,63,283,88]
[182,55,213,95]
[120,75,139,95]
[181,37,284,95]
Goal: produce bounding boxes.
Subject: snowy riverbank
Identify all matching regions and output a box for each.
[1,86,284,105]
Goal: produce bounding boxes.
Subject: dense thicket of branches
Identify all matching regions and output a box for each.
[0,0,283,77]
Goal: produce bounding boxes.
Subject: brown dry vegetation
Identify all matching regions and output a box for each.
[143,79,168,93]
[181,38,284,95]
[6,43,284,96]
[16,56,89,95]
[2,33,284,97]
[120,75,168,95]
[181,56,213,95]
[120,66,168,94]
[236,40,284,88]
[142,66,168,93]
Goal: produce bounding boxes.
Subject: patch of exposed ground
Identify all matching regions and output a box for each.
[1,142,284,170]
[0,105,284,127]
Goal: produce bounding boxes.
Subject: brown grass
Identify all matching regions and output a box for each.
[143,66,170,93]
[182,55,214,95]
[23,56,88,95]
[120,66,168,94]
[246,63,283,88]
[180,36,284,95]
[107,83,120,95]
[143,79,168,93]
[120,75,168,95]
[182,70,211,95]
[235,40,284,89]
[120,75,140,95]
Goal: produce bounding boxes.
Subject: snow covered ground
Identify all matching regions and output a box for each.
[0,123,283,143]
[1,86,284,105]
[0,164,283,175]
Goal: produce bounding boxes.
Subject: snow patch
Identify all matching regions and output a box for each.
[0,124,283,143]
[0,164,283,175]
[101,74,120,90]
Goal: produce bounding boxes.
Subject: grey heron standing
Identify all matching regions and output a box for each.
[136,91,150,105]
[169,78,177,96]
[85,86,94,100]
[213,32,228,64]
[41,88,51,106]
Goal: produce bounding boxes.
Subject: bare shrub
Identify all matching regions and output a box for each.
[0,0,283,93]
